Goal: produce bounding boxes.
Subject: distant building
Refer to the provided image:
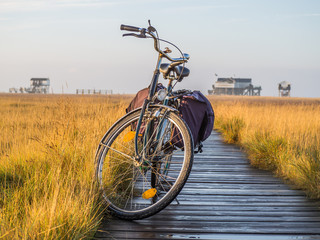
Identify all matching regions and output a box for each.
[208,78,261,96]
[278,81,291,97]
[26,78,50,93]
[9,78,50,94]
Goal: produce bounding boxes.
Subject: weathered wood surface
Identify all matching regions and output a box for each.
[95,131,320,240]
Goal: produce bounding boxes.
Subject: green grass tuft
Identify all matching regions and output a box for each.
[218,117,245,144]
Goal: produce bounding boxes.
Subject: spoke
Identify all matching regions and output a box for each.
[123,167,141,209]
[139,111,169,156]
[139,122,159,156]
[100,142,136,161]
[104,153,134,165]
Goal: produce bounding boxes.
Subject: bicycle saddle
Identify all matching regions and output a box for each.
[160,63,190,81]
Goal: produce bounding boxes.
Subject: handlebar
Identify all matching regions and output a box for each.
[120,24,141,32]
[120,22,188,64]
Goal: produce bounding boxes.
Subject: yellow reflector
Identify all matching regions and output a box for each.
[123,131,141,142]
[142,188,157,199]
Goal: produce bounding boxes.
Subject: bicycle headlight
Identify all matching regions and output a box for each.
[156,89,167,101]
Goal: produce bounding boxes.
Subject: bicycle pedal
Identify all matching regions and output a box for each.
[142,188,157,199]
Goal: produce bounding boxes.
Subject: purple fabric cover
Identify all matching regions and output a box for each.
[173,91,214,147]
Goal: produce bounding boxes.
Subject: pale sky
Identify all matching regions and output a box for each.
[0,0,319,97]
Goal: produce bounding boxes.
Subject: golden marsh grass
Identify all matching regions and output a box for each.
[0,94,132,239]
[209,95,320,199]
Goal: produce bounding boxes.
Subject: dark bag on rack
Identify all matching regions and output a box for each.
[176,91,214,147]
[126,85,214,151]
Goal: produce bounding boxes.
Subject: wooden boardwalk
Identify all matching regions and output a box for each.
[95,131,320,240]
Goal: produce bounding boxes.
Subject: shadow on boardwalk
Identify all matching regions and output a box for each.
[95,131,320,240]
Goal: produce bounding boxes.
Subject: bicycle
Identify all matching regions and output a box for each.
[95,20,194,220]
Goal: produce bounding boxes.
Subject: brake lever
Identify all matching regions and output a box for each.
[123,33,138,37]
[122,33,146,38]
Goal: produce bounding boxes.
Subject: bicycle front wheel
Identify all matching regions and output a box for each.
[95,107,194,220]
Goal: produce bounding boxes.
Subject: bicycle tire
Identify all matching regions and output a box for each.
[95,106,194,220]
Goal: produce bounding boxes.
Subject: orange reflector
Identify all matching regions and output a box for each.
[142,188,157,199]
[123,131,141,142]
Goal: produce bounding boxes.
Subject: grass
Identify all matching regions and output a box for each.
[1,93,319,238]
[0,94,132,239]
[209,95,320,199]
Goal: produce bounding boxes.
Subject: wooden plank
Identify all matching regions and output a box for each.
[163,202,319,207]
[99,221,320,234]
[177,189,305,196]
[180,183,293,190]
[163,204,320,211]
[95,131,320,239]
[95,232,320,240]
[145,211,320,219]
[165,198,319,205]
[96,225,320,236]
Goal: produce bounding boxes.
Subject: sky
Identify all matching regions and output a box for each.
[0,0,319,97]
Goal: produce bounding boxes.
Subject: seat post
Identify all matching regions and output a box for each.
[167,78,174,93]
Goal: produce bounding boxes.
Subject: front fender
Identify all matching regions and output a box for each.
[148,103,179,113]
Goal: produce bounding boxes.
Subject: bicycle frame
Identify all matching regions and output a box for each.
[134,53,169,160]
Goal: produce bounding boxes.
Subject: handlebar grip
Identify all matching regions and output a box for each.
[120,24,140,32]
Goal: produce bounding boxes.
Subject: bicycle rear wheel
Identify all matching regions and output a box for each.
[95,107,194,220]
